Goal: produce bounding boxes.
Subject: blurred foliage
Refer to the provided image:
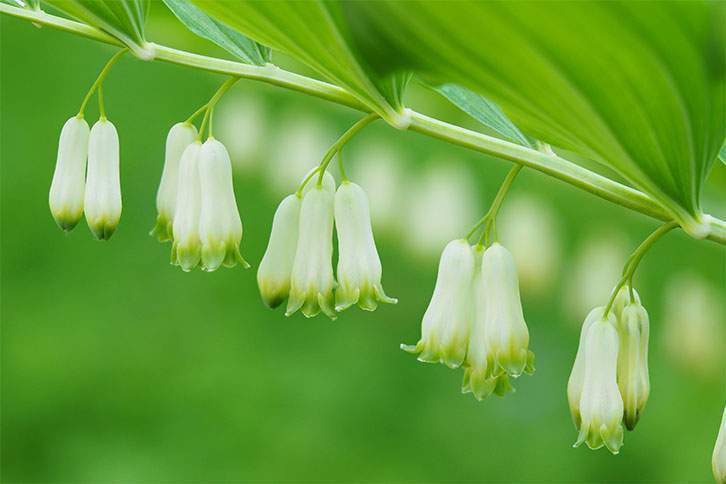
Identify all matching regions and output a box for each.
[1,6,724,483]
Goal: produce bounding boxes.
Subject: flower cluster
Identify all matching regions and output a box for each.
[402,239,534,400]
[257,171,396,320]
[49,114,122,240]
[567,286,650,454]
[152,124,249,272]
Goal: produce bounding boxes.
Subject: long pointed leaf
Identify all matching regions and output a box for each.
[162,0,270,66]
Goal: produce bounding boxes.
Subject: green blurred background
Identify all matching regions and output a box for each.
[2,5,725,483]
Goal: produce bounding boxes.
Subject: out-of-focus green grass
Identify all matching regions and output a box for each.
[1,9,724,483]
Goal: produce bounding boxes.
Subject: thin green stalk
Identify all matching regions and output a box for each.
[316,113,378,187]
[603,221,678,316]
[197,77,238,140]
[77,47,127,117]
[98,84,106,119]
[185,103,208,124]
[3,4,726,245]
[466,164,523,243]
[208,108,216,138]
[338,147,348,182]
[295,166,321,197]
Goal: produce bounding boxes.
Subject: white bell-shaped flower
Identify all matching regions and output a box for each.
[714,407,726,484]
[462,246,499,399]
[84,118,121,240]
[198,138,248,272]
[334,181,397,312]
[567,306,605,428]
[612,284,640,320]
[286,174,337,320]
[49,116,89,231]
[151,122,198,242]
[402,239,474,368]
[574,314,624,454]
[171,141,203,271]
[257,194,301,308]
[616,301,650,430]
[481,243,534,377]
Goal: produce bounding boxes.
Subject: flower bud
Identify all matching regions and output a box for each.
[481,243,534,377]
[714,407,726,484]
[574,314,624,454]
[84,118,121,240]
[151,122,198,242]
[616,302,650,430]
[257,194,301,308]
[198,138,248,272]
[171,142,203,271]
[286,183,337,319]
[49,116,89,231]
[402,239,474,368]
[334,181,396,312]
[567,306,605,428]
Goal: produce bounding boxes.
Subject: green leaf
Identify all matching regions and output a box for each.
[430,82,532,148]
[43,0,152,58]
[162,0,269,66]
[341,2,725,237]
[720,141,726,166]
[193,0,411,128]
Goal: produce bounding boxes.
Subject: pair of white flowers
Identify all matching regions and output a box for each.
[567,286,650,454]
[152,122,247,272]
[49,115,121,240]
[257,172,396,320]
[403,239,535,400]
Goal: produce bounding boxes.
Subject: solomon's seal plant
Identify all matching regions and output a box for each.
[3,0,724,478]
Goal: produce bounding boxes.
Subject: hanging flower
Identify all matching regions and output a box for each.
[198,138,248,271]
[615,300,650,430]
[151,122,198,242]
[171,141,203,271]
[462,246,499,399]
[334,181,397,312]
[84,118,122,240]
[573,314,625,454]
[480,243,534,377]
[567,306,605,428]
[49,116,89,231]
[402,239,474,368]
[612,284,640,320]
[714,406,726,484]
[286,174,337,320]
[257,193,301,308]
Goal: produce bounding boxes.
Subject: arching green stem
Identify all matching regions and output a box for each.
[197,77,238,140]
[185,103,208,124]
[98,83,106,120]
[77,47,127,117]
[316,113,378,187]
[466,163,523,244]
[295,166,321,198]
[603,221,679,316]
[338,147,349,182]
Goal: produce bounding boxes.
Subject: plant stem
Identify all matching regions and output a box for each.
[3,4,726,245]
[466,164,522,242]
[185,103,208,124]
[98,84,106,119]
[316,113,378,187]
[77,47,127,117]
[338,147,348,182]
[603,221,678,316]
[197,77,238,140]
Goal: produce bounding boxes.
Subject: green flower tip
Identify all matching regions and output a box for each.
[150,216,173,243]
